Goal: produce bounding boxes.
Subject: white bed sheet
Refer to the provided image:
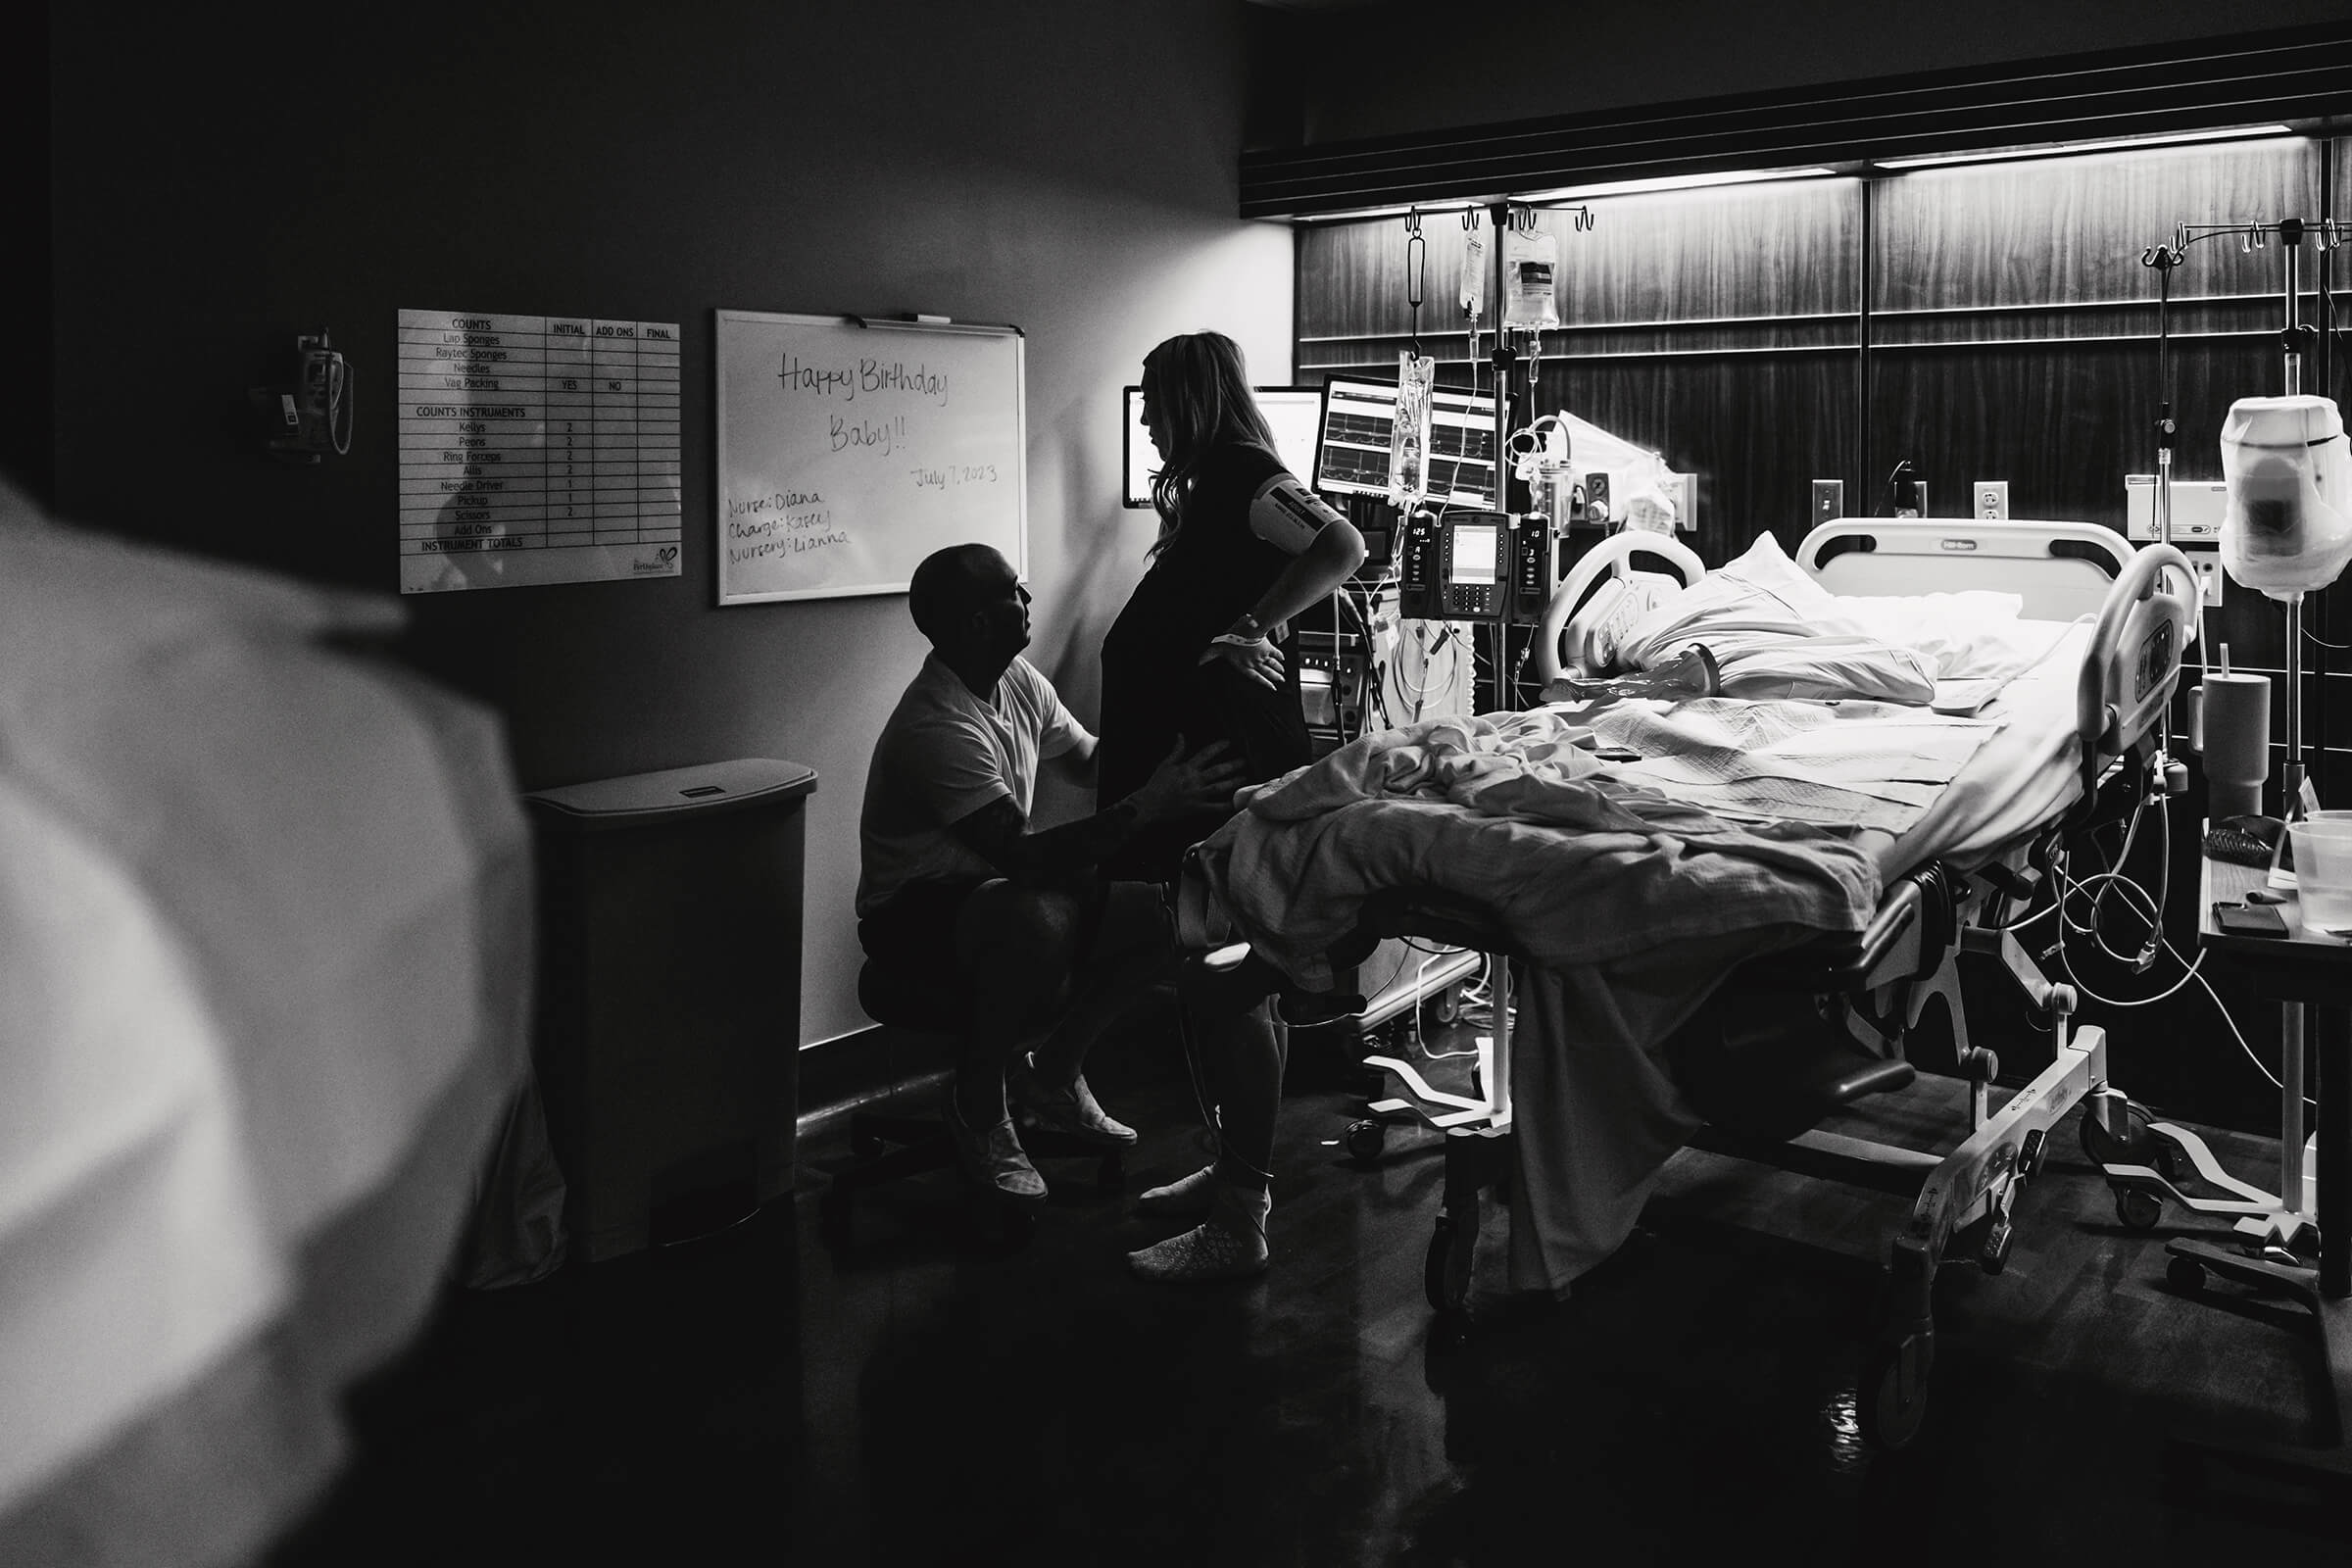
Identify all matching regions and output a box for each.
[1880,619,2093,879]
[1601,530,2097,877]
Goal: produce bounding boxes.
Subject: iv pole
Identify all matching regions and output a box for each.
[2132,215,2349,1252]
[2086,216,2352,1255]
[2163,216,2346,815]
[1483,196,1592,710]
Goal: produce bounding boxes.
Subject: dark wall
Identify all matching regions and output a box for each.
[48,0,1295,1046]
[8,5,50,503]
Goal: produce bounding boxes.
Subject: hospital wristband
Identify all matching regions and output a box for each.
[1200,632,1272,664]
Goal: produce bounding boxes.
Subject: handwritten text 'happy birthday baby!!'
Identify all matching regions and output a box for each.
[779,355,950,405]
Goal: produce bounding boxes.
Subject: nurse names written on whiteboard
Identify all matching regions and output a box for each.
[398,308,683,594]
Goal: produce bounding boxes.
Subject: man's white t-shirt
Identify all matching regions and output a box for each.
[856,653,1091,918]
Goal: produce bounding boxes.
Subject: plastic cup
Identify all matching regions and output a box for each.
[2287,817,2352,933]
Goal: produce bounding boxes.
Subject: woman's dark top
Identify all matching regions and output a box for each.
[1099,440,1315,882]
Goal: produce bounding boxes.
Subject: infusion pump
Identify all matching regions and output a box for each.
[1396,511,1559,623]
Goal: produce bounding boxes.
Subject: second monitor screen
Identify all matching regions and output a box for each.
[1124,387,1323,507]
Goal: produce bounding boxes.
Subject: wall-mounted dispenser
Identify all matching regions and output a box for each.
[248,330,353,465]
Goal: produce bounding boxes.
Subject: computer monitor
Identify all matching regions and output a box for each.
[1121,386,1325,508]
[1312,375,1504,510]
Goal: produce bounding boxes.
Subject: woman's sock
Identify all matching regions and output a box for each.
[1128,1183,1270,1284]
[1136,1164,1218,1220]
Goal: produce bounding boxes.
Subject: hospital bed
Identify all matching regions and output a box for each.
[1179,516,2198,1449]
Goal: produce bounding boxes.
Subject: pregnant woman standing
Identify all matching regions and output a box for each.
[1100,330,1365,1281]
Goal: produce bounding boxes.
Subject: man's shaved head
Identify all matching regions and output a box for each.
[907,544,1006,642]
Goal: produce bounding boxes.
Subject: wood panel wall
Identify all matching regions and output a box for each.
[1293,134,2352,1134]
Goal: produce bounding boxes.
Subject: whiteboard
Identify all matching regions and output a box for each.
[714,310,1027,605]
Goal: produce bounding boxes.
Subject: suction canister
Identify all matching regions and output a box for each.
[2220,394,2352,600]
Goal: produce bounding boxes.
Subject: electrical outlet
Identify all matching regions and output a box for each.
[1812,479,1844,523]
[1974,480,2010,521]
[1664,472,1695,530]
[2191,553,2224,607]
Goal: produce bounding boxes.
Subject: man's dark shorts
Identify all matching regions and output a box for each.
[858,876,1113,977]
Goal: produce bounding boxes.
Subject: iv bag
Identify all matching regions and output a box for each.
[1389,350,1436,507]
[1500,225,1559,329]
[2220,394,2352,602]
[1459,230,1488,318]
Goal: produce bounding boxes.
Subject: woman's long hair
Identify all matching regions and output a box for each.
[1143,332,1281,557]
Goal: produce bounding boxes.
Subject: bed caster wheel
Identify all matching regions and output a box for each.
[2081,1098,2178,1179]
[1423,982,1462,1028]
[1346,1119,1388,1163]
[2115,1187,2164,1232]
[1425,1208,1477,1313]
[1425,1214,1455,1311]
[2167,1253,2207,1294]
[2019,1128,2048,1180]
[2080,1114,2122,1167]
[1859,1329,1935,1451]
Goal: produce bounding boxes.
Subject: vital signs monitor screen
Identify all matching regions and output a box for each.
[1123,387,1324,507]
[1312,376,1503,508]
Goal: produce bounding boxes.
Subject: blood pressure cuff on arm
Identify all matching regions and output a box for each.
[1249,474,1347,555]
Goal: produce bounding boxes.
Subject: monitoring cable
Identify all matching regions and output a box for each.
[2018,815,2318,1109]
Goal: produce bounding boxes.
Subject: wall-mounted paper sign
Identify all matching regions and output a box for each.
[398,308,683,593]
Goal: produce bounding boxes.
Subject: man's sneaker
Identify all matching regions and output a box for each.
[1009,1054,1138,1148]
[943,1086,1046,1204]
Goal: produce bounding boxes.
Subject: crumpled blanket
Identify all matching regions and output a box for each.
[1197,710,1881,991]
[1247,709,1607,820]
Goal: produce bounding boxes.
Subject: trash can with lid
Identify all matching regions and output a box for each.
[523,758,817,1260]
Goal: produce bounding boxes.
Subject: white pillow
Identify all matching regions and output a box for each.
[1833,591,2030,677]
